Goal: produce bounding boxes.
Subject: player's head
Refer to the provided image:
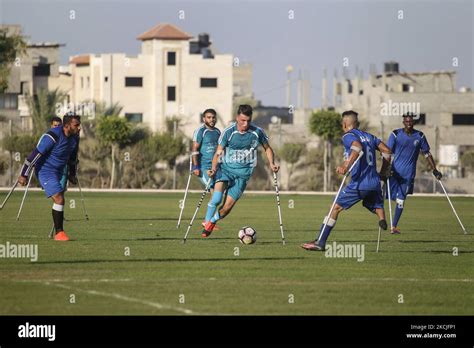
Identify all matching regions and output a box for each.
[341,110,359,132]
[50,116,62,128]
[402,112,415,131]
[202,108,217,128]
[63,112,81,136]
[236,104,253,131]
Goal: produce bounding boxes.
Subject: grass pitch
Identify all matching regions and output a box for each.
[0,190,472,315]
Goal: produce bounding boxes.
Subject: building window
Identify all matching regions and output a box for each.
[453,114,474,125]
[416,113,426,125]
[81,77,84,89]
[167,52,176,66]
[347,80,353,94]
[87,76,90,88]
[167,86,176,101]
[125,113,143,123]
[200,78,218,88]
[33,64,50,76]
[104,76,108,82]
[402,83,411,92]
[125,77,143,87]
[359,90,364,95]
[0,94,18,109]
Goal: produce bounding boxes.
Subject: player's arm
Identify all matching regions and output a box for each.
[377,141,393,180]
[191,141,201,176]
[67,138,79,185]
[261,142,279,173]
[207,145,224,178]
[337,140,363,175]
[420,134,442,179]
[18,132,56,185]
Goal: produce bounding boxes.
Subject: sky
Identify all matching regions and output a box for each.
[1,0,473,108]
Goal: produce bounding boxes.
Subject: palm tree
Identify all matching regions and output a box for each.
[25,88,67,136]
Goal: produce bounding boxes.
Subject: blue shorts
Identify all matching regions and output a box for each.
[198,168,215,191]
[387,175,413,201]
[37,169,66,198]
[336,186,384,212]
[215,167,249,201]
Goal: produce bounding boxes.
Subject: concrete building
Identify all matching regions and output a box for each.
[333,62,474,181]
[69,23,233,136]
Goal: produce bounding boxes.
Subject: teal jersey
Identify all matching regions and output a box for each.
[193,124,221,169]
[218,122,269,178]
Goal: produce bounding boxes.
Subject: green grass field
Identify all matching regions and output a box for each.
[0,190,472,315]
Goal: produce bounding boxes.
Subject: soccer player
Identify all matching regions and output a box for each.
[201,104,279,237]
[191,108,221,191]
[386,113,442,234]
[50,117,69,191]
[302,110,392,251]
[18,113,81,241]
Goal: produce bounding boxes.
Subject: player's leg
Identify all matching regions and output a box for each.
[389,176,406,233]
[362,189,388,230]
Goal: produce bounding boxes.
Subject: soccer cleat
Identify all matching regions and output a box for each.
[201,221,220,231]
[201,221,216,237]
[54,231,70,241]
[391,227,401,234]
[301,240,325,251]
[379,219,388,230]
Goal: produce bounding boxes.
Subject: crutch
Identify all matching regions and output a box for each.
[0,180,18,210]
[436,177,468,235]
[16,174,33,221]
[377,180,389,253]
[76,176,89,220]
[318,152,364,244]
[48,224,55,239]
[386,177,394,231]
[182,178,212,244]
[272,172,286,245]
[177,155,193,228]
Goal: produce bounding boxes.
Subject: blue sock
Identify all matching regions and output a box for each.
[393,205,404,227]
[316,216,336,247]
[205,191,223,222]
[210,211,220,224]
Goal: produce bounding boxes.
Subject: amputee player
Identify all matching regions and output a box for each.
[386,112,442,234]
[201,104,280,237]
[191,108,221,191]
[18,113,81,241]
[302,110,392,251]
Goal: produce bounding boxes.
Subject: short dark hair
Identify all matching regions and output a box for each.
[63,112,81,126]
[402,112,416,118]
[202,108,217,117]
[237,104,253,117]
[341,110,358,118]
[51,116,62,125]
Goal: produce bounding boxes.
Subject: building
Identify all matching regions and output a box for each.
[331,62,474,180]
[69,23,233,136]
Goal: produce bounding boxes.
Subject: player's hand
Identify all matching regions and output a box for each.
[68,175,78,185]
[336,166,347,175]
[193,169,201,176]
[270,164,280,173]
[433,169,442,180]
[18,176,27,186]
[207,169,216,178]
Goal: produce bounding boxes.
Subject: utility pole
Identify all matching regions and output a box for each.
[173,120,177,190]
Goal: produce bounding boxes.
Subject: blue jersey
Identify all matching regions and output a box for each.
[387,129,430,180]
[342,129,381,191]
[35,126,79,175]
[218,122,269,178]
[193,124,221,169]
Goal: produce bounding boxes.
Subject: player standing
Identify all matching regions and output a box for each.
[201,104,279,237]
[386,113,442,234]
[18,113,81,241]
[302,110,392,251]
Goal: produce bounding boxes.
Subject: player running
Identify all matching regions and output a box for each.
[18,113,81,241]
[201,104,279,237]
[302,110,392,251]
[386,112,442,234]
[192,108,221,191]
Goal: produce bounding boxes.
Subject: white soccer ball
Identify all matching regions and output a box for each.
[238,226,257,245]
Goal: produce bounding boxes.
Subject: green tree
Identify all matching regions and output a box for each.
[461,150,474,172]
[309,110,342,191]
[150,133,186,189]
[0,28,27,92]
[279,143,305,190]
[2,133,37,181]
[25,88,67,136]
[96,116,132,188]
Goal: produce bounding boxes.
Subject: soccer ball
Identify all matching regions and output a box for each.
[238,226,257,245]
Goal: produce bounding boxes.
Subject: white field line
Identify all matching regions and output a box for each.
[16,278,132,283]
[38,281,199,315]
[353,277,473,283]
[1,187,473,197]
